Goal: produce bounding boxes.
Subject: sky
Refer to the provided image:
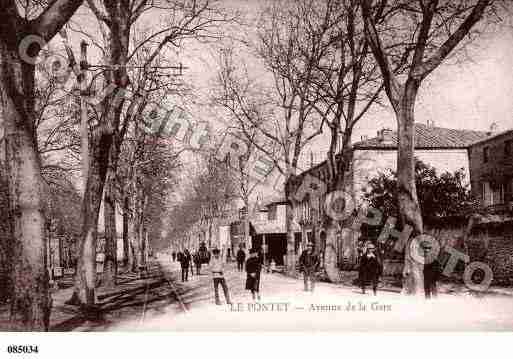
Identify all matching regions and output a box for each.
[3,0,512,226]
[176,1,513,172]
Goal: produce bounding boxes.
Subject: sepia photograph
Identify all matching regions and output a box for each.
[0,0,513,351]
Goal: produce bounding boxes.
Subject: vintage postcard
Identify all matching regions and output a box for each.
[1,0,513,346]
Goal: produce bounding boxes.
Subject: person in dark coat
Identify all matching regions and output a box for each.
[298,242,320,292]
[245,248,262,300]
[423,243,441,299]
[193,251,202,275]
[179,249,191,282]
[359,243,382,295]
[172,251,176,262]
[236,248,246,272]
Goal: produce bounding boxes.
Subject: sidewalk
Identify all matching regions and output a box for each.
[0,261,177,331]
[332,269,513,297]
[109,257,513,331]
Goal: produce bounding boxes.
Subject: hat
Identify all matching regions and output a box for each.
[421,242,432,249]
[367,243,376,249]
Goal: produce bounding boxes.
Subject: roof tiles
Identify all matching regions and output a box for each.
[354,123,491,149]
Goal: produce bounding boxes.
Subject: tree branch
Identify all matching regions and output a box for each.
[30,0,84,42]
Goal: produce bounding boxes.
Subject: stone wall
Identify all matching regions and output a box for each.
[380,221,513,284]
[484,229,513,284]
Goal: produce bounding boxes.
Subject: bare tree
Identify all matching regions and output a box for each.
[361,0,495,295]
[276,0,384,281]
[64,0,232,308]
[0,0,83,331]
[214,0,333,271]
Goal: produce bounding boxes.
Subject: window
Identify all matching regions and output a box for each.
[482,181,505,206]
[507,178,513,202]
[492,183,505,205]
[482,181,492,206]
[483,146,489,163]
[505,140,512,158]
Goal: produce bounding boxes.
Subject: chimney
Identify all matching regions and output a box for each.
[378,128,394,144]
[361,135,369,141]
[488,122,499,135]
[426,119,435,128]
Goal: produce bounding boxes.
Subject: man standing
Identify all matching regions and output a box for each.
[298,242,319,292]
[172,251,176,262]
[236,247,246,272]
[359,243,382,295]
[179,249,191,282]
[245,248,262,300]
[185,249,194,277]
[210,248,232,305]
[423,243,441,299]
[194,251,202,275]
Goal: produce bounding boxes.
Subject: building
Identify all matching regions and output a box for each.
[351,122,490,203]
[467,129,513,283]
[287,122,491,270]
[468,129,513,215]
[250,198,289,266]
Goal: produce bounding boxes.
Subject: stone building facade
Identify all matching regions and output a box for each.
[467,130,513,283]
[468,130,513,211]
[287,122,491,271]
[351,123,490,203]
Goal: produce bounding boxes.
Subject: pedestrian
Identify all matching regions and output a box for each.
[236,247,246,272]
[210,248,232,305]
[194,251,201,275]
[298,242,319,292]
[172,251,176,262]
[179,249,191,282]
[356,240,365,265]
[245,248,262,301]
[184,249,193,277]
[423,243,441,299]
[359,243,382,295]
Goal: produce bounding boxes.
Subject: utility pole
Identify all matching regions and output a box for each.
[59,30,89,195]
[79,41,89,193]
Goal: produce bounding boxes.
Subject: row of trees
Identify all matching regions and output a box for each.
[167,152,238,251]
[0,0,232,330]
[213,0,502,294]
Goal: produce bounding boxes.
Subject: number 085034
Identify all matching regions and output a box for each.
[7,345,38,354]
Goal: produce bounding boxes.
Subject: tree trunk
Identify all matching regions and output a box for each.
[68,132,112,307]
[396,81,424,296]
[103,169,117,287]
[244,197,250,250]
[103,137,122,286]
[131,218,140,272]
[324,130,353,283]
[284,177,296,274]
[122,195,130,268]
[1,42,51,331]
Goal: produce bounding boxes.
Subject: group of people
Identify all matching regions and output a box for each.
[209,247,263,305]
[173,249,205,282]
[172,238,441,306]
[170,246,263,305]
[298,239,440,299]
[356,240,441,298]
